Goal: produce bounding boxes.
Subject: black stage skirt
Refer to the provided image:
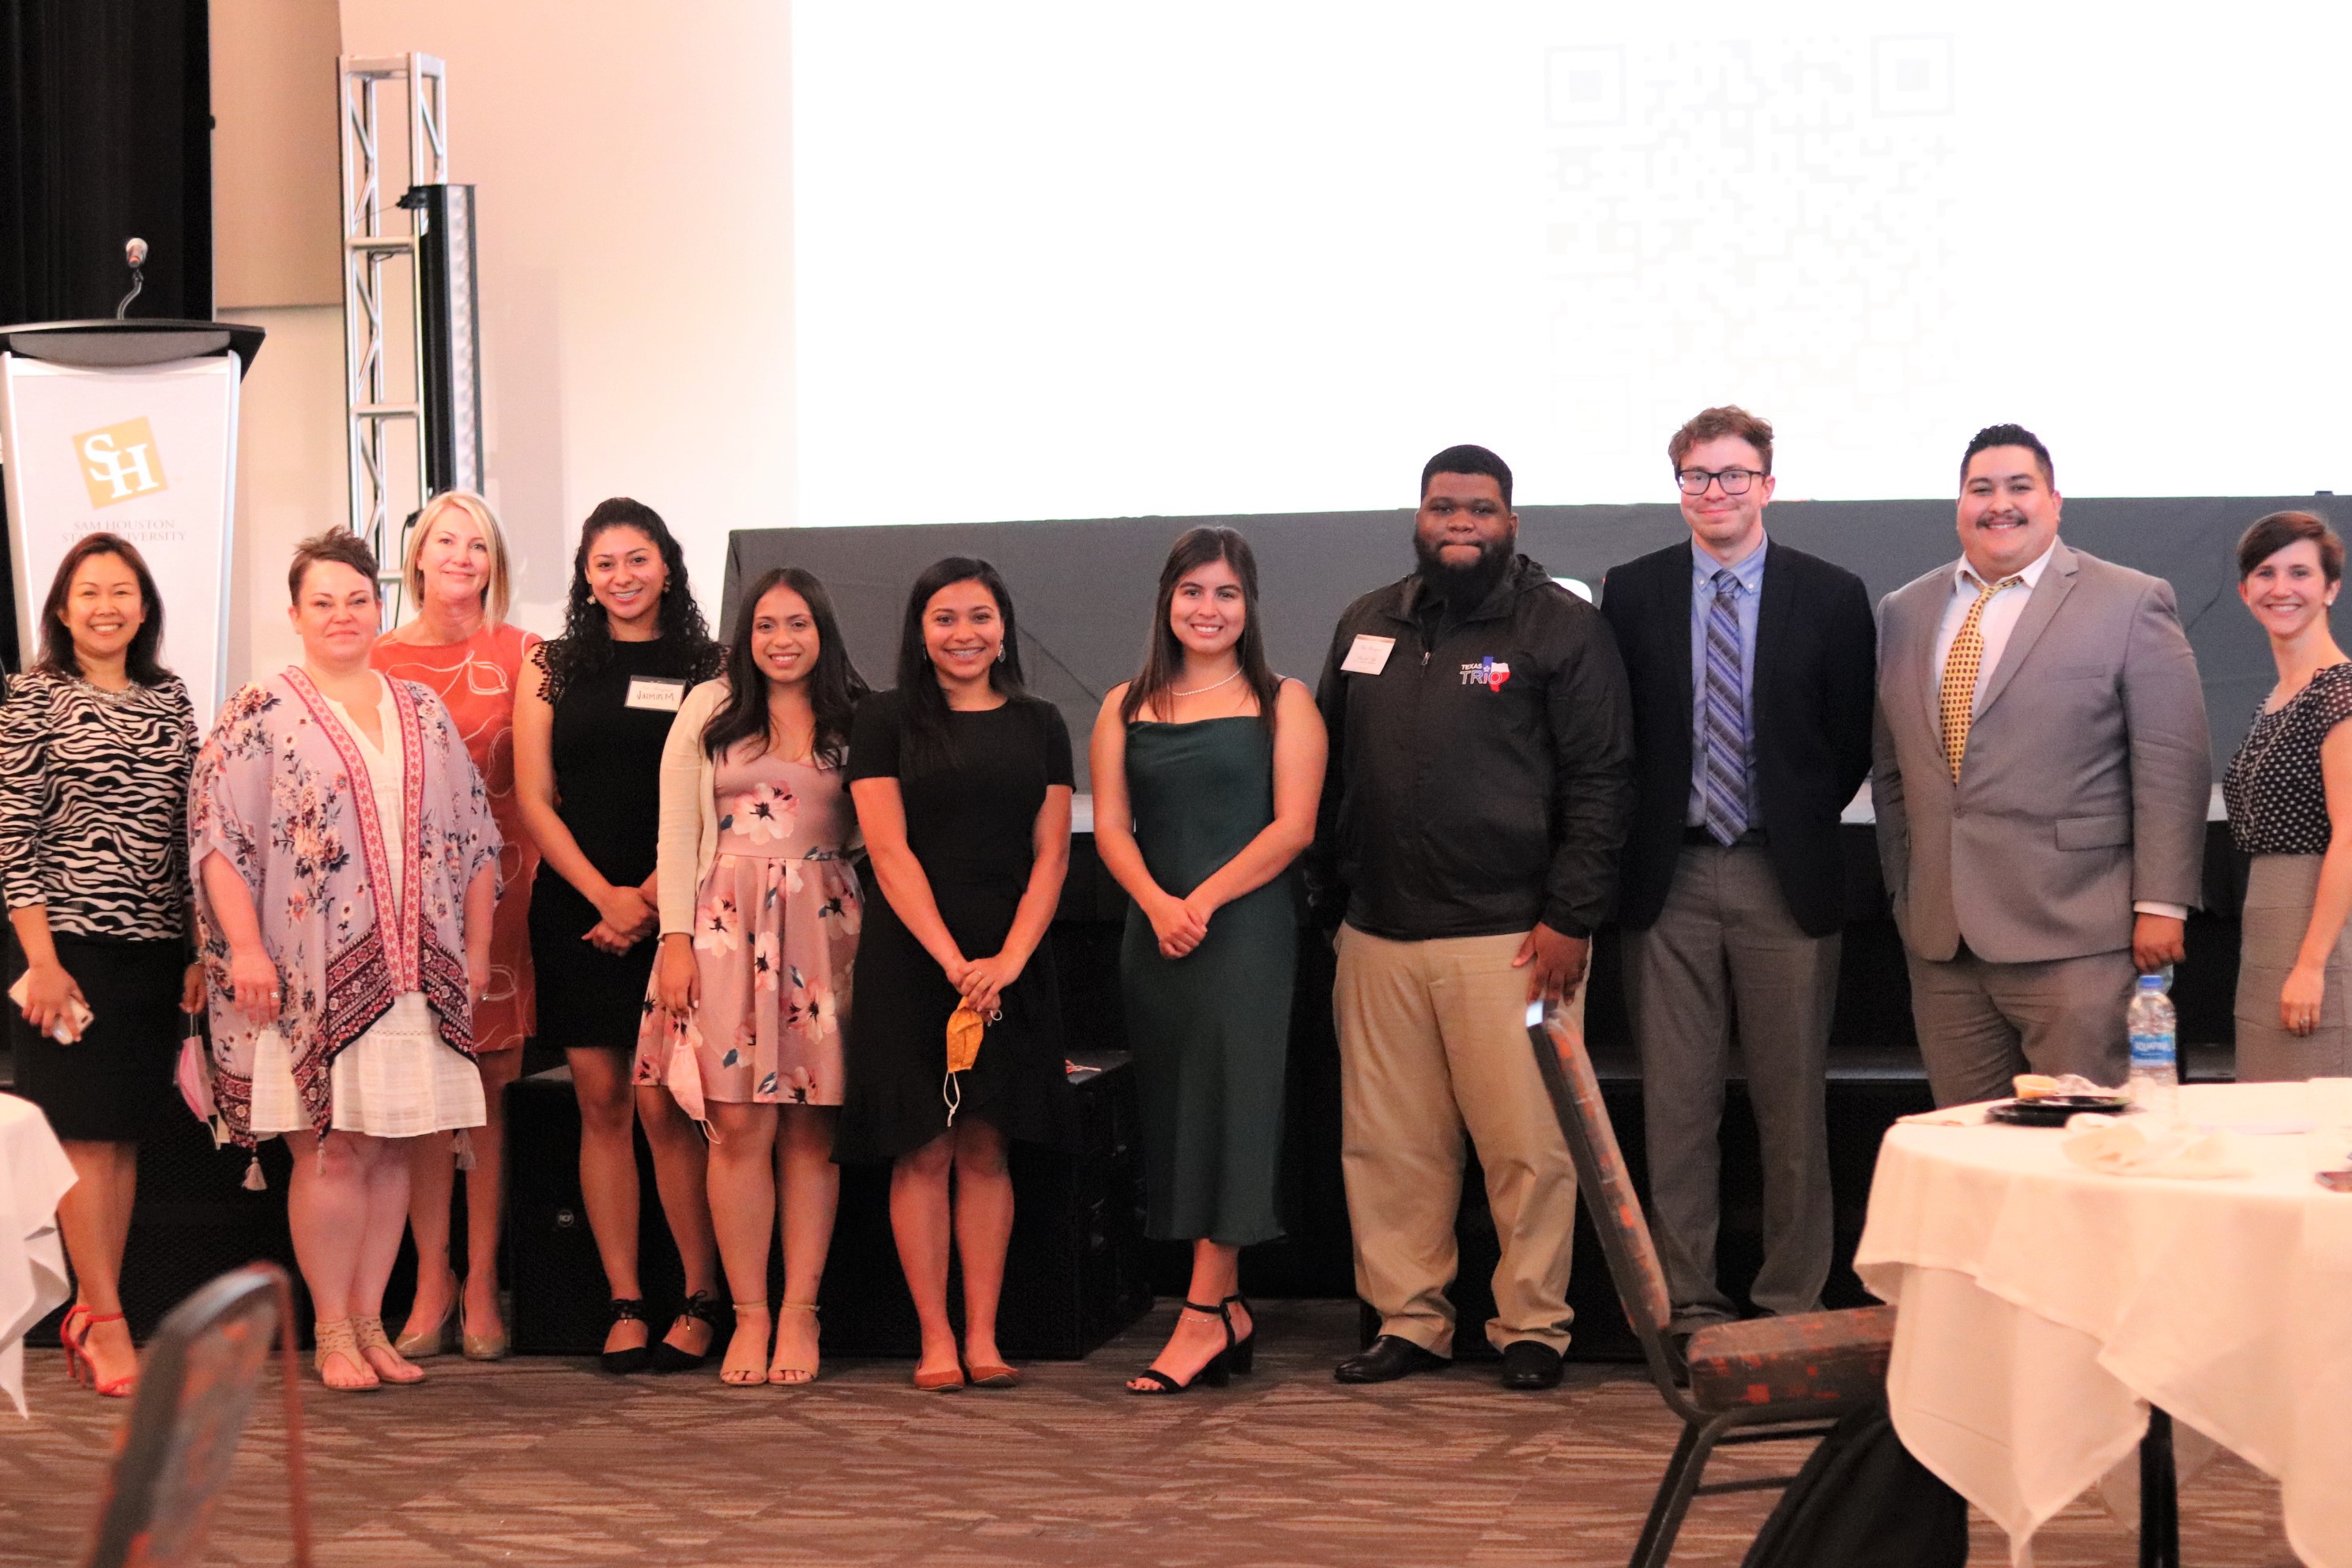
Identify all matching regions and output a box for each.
[10,934,187,1143]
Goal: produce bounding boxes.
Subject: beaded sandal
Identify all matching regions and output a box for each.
[352,1314,426,1383]
[312,1318,380,1391]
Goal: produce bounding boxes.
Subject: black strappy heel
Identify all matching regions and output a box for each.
[601,1298,652,1374]
[1223,1293,1257,1375]
[1127,1299,1234,1396]
[651,1290,726,1373]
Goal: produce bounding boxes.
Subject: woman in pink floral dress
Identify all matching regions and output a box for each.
[640,567,866,1385]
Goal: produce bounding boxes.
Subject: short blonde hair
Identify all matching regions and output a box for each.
[402,490,514,623]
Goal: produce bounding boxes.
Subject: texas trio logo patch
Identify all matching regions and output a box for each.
[1460,657,1510,692]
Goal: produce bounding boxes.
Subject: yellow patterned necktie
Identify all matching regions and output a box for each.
[1939,572,2023,781]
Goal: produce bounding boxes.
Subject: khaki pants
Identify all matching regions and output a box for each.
[1333,924,1581,1355]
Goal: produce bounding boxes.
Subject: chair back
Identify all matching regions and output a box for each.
[1527,1009,1675,1344]
[81,1263,311,1568]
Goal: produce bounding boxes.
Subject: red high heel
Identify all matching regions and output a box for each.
[66,1309,137,1397]
[58,1304,91,1385]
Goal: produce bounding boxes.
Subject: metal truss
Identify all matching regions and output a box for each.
[337,52,447,620]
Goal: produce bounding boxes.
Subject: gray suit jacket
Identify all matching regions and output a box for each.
[1871,541,2210,964]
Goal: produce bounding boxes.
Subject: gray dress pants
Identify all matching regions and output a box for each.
[1625,841,1837,1331]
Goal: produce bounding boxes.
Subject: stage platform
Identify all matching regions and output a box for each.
[0,1298,2294,1568]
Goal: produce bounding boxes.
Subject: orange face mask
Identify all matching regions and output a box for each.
[944,1002,989,1123]
[947,1003,987,1075]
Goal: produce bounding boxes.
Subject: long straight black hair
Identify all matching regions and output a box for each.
[1119,526,1280,729]
[36,533,172,686]
[701,566,867,767]
[895,556,1027,771]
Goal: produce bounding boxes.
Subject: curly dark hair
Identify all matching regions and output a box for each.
[539,497,719,700]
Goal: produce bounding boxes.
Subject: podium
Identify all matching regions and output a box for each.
[0,318,265,722]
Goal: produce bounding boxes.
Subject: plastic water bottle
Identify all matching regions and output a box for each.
[2126,973,2178,1120]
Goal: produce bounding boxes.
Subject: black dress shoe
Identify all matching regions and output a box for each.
[1499,1340,1563,1391]
[1334,1334,1448,1384]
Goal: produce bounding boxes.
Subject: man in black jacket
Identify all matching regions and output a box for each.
[1310,443,1634,1391]
[1599,407,1874,1348]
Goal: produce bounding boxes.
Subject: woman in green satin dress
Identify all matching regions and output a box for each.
[1089,527,1326,1394]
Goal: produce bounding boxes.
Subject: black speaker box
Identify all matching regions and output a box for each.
[508,1054,1151,1360]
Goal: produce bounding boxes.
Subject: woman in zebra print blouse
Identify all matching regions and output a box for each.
[2,533,202,1400]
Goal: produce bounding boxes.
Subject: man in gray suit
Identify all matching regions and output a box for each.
[1873,424,2210,1106]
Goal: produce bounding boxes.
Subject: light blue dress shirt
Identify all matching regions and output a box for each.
[1687,536,1767,831]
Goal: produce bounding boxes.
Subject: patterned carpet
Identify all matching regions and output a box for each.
[1,1300,2299,1567]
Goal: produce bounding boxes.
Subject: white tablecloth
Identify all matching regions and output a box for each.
[1856,1081,2352,1568]
[0,1093,77,1415]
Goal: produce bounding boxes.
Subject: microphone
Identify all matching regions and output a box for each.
[115,237,148,319]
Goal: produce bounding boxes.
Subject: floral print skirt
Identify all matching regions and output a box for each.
[635,851,861,1106]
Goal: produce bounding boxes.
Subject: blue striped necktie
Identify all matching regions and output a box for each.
[1701,569,1747,846]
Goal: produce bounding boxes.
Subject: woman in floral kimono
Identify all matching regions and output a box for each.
[641,567,866,1386]
[191,531,500,1391]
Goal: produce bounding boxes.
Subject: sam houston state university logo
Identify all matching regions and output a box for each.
[74,416,168,508]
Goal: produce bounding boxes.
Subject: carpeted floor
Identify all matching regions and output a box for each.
[1,1299,2299,1566]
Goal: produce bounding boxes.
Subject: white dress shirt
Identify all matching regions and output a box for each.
[1932,537,2185,922]
[1932,539,2056,709]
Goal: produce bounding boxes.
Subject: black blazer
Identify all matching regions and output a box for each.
[1599,538,1875,937]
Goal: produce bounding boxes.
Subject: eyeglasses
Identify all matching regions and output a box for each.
[1675,467,1765,496]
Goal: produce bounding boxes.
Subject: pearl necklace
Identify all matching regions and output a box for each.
[1170,667,1242,698]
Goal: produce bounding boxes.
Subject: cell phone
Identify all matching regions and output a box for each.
[2317,1170,2352,1193]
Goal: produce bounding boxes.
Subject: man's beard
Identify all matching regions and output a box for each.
[1414,531,1516,606]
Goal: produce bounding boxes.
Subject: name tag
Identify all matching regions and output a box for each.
[624,676,687,712]
[1340,635,1395,675]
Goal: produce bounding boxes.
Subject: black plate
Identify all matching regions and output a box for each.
[1987,1096,2136,1127]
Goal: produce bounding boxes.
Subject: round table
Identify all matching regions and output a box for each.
[0,1092,77,1415]
[1856,1081,2352,1568]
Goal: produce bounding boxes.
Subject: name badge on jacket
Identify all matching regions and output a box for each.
[1341,635,1395,675]
[624,676,687,712]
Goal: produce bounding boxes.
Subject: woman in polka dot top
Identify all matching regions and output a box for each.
[2223,509,2352,1080]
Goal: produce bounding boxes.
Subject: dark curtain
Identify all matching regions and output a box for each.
[0,0,211,674]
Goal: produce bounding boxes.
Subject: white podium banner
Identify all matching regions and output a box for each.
[1,354,239,724]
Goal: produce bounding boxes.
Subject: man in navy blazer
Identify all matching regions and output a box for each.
[1599,406,1875,1345]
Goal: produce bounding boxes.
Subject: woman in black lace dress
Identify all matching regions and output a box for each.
[513,499,725,1370]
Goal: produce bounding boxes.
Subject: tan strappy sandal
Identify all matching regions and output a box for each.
[312,1318,380,1392]
[722,1301,771,1386]
[352,1314,426,1383]
[769,1301,821,1385]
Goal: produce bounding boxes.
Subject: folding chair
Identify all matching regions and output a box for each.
[79,1262,313,1568]
[1528,1008,1895,1568]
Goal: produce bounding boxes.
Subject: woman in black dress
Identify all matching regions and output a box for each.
[839,557,1076,1389]
[1,535,201,1400]
[513,499,724,1371]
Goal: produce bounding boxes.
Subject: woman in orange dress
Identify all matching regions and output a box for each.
[372,491,541,1359]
